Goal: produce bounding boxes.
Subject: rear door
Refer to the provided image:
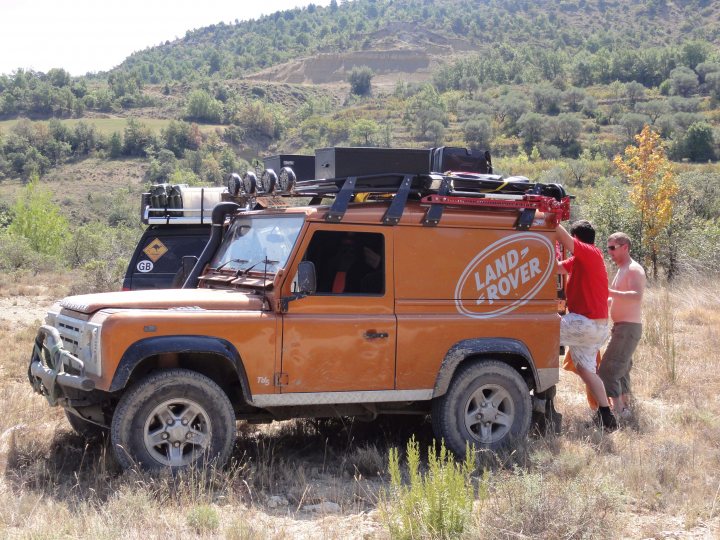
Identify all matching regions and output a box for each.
[123,225,211,290]
[280,226,396,392]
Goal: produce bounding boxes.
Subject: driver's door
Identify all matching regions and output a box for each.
[280,227,395,393]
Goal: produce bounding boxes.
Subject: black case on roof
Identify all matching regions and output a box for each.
[430,147,492,174]
[264,154,316,181]
[314,147,432,179]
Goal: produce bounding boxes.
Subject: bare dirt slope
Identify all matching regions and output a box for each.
[244,22,476,87]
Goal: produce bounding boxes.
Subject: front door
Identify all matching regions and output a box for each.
[281,228,395,392]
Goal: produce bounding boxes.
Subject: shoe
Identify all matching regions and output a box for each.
[619,408,632,420]
[596,408,618,432]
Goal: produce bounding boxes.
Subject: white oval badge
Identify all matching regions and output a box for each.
[137,260,154,273]
[455,232,554,319]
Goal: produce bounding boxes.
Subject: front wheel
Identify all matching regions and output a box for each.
[65,410,108,441]
[111,369,236,471]
[432,360,531,456]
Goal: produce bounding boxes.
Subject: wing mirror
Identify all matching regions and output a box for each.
[296,261,317,295]
[281,261,316,311]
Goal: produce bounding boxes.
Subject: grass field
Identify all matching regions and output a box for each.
[0,271,718,538]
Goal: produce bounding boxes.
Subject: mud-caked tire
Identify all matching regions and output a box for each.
[111,369,236,472]
[431,360,531,456]
[65,410,108,441]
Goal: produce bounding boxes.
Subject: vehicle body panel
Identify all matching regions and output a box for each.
[279,223,396,392]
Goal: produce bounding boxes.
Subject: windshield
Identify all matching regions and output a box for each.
[209,215,305,274]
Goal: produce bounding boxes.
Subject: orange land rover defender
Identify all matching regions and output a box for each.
[29,154,569,471]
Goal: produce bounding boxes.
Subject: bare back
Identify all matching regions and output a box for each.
[609,259,646,323]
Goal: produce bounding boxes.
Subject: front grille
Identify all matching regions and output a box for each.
[52,314,102,377]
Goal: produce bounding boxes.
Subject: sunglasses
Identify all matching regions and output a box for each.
[607,245,622,251]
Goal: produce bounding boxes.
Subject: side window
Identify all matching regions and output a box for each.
[304,231,384,295]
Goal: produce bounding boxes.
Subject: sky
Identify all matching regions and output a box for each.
[0,0,332,76]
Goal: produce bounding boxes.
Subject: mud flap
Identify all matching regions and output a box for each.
[531,385,562,436]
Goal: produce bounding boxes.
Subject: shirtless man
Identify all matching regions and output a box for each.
[600,232,646,417]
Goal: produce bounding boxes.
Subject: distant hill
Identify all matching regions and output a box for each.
[115,0,720,85]
[1,0,719,187]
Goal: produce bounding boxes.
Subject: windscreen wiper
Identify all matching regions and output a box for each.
[238,258,279,276]
[213,258,248,271]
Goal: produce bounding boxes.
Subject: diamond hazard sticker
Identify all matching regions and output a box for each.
[143,238,168,262]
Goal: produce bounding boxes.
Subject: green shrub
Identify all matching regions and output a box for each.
[187,504,220,534]
[8,175,70,257]
[380,437,478,539]
[0,231,55,272]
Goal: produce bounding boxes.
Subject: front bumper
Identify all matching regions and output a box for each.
[28,325,96,406]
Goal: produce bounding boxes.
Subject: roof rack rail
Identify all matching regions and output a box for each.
[281,171,570,229]
[140,183,289,225]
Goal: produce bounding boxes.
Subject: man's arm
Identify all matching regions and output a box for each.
[554,223,574,254]
[609,266,646,299]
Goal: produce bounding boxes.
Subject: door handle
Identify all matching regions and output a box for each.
[364,331,389,340]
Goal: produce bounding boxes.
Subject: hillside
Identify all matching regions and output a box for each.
[117,0,720,84]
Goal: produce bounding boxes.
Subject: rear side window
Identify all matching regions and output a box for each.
[125,230,210,290]
[136,235,209,274]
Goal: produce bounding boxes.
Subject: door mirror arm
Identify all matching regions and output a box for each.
[280,261,316,311]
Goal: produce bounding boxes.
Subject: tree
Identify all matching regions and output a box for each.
[666,66,698,97]
[425,121,446,146]
[563,87,586,112]
[185,90,223,123]
[348,66,374,96]
[463,117,493,150]
[705,71,720,100]
[635,100,668,123]
[517,112,546,153]
[619,113,650,142]
[530,83,562,114]
[614,125,678,278]
[109,132,123,158]
[624,81,645,108]
[350,119,379,145]
[8,175,69,256]
[675,121,716,162]
[546,113,582,157]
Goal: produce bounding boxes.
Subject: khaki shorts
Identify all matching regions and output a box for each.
[560,313,610,373]
[599,322,642,398]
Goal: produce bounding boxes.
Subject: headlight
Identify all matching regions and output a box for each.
[52,312,104,377]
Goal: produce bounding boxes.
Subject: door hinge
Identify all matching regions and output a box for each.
[275,372,289,386]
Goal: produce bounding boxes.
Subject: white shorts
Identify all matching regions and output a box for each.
[560,313,610,372]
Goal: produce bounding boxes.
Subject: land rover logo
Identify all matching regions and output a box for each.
[455,233,554,319]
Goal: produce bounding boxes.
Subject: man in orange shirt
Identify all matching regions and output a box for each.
[556,220,617,431]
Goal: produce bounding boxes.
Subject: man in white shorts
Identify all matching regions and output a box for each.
[556,220,617,431]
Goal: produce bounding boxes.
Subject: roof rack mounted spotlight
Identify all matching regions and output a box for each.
[259,169,278,194]
[242,171,258,195]
[277,166,297,193]
[227,173,242,196]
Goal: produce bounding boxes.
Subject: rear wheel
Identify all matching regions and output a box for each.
[111,369,236,471]
[432,360,531,456]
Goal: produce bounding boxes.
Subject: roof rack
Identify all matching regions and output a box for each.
[140,184,288,225]
[282,171,570,230]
